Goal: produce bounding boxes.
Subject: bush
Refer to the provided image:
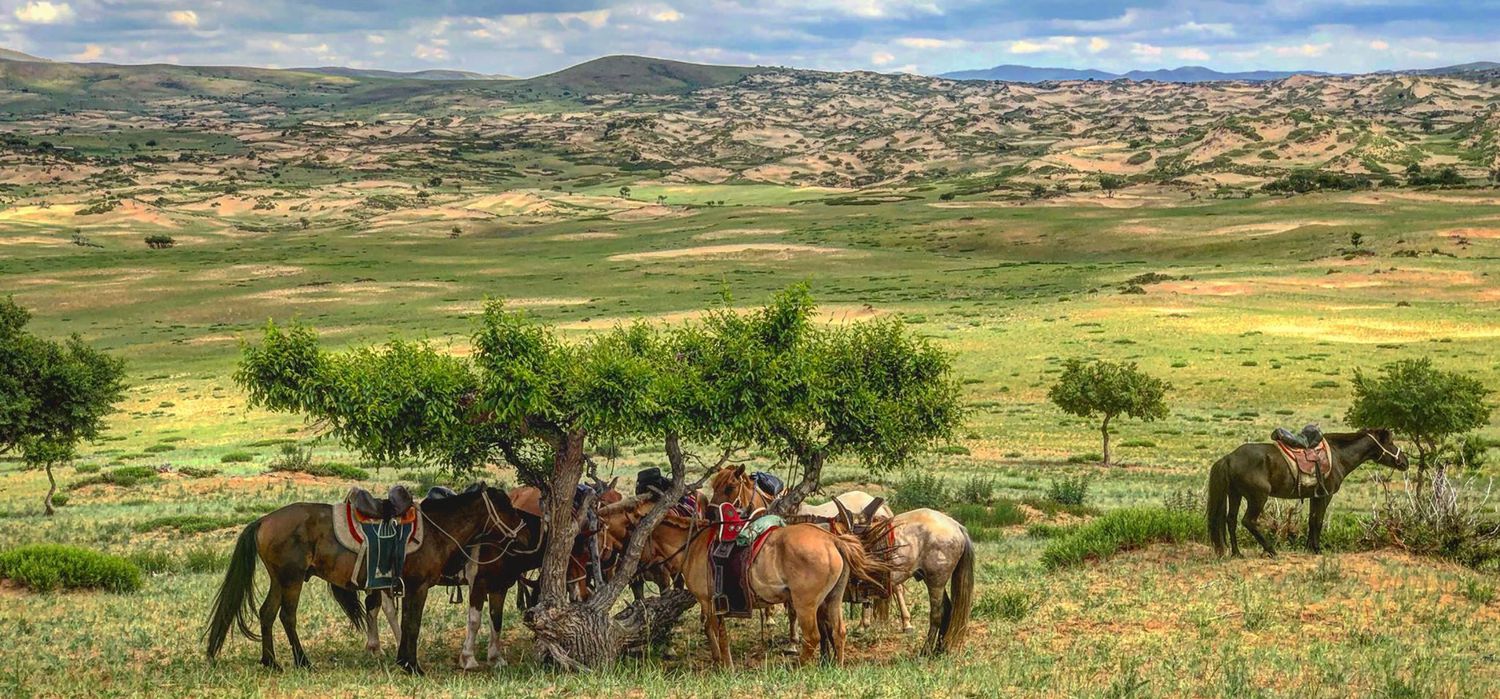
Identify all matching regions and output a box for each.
[1047,473,1093,506]
[894,472,950,511]
[0,545,143,592]
[267,445,369,481]
[220,451,254,463]
[1041,507,1202,569]
[949,501,1027,530]
[132,514,246,534]
[178,466,219,478]
[69,465,160,490]
[49,493,69,508]
[74,463,101,474]
[974,586,1039,621]
[143,234,175,249]
[1360,471,1500,568]
[956,475,997,504]
[1066,453,1102,464]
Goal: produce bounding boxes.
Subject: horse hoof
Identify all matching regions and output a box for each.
[901,626,915,634]
[261,660,283,672]
[397,660,425,676]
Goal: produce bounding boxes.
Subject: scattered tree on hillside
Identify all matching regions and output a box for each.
[1097,174,1126,197]
[1347,358,1492,488]
[1049,359,1170,466]
[618,185,631,199]
[0,298,127,515]
[234,285,961,669]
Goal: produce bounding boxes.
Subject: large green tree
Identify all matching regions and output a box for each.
[1048,358,1169,466]
[0,298,127,515]
[1346,358,1492,482]
[235,285,962,669]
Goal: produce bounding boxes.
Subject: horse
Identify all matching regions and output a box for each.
[596,492,700,599]
[880,508,974,655]
[1207,427,1409,557]
[203,485,526,675]
[362,483,619,671]
[682,517,888,667]
[799,491,913,632]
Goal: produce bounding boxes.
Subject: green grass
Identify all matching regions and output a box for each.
[0,545,143,593]
[1041,507,1203,570]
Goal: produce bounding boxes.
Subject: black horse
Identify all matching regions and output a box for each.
[1207,428,1408,556]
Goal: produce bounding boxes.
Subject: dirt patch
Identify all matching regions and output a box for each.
[609,243,850,262]
[691,228,788,241]
[1440,228,1500,239]
[1153,280,1256,296]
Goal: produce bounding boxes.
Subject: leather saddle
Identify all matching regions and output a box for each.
[348,485,416,521]
[1273,438,1333,491]
[707,503,779,618]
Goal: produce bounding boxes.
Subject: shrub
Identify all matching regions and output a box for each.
[956,475,997,504]
[949,501,1027,530]
[1360,471,1500,568]
[69,465,160,490]
[143,444,175,453]
[178,466,219,478]
[267,446,369,481]
[74,463,101,474]
[1047,473,1093,506]
[0,545,143,592]
[132,514,245,534]
[975,587,1039,621]
[49,493,68,508]
[144,234,175,249]
[1041,507,1202,569]
[220,451,254,463]
[894,472,950,512]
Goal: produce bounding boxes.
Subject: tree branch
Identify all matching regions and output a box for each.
[587,432,694,610]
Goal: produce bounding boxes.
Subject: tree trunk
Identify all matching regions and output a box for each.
[43,462,57,516]
[522,432,701,670]
[769,449,825,517]
[1100,415,1113,467]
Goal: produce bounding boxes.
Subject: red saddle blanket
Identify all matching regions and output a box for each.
[1276,439,1332,478]
[710,525,778,618]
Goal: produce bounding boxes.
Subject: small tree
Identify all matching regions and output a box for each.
[618,185,631,199]
[0,298,127,514]
[1346,358,1491,484]
[1048,359,1169,466]
[1350,231,1364,250]
[1098,174,1126,198]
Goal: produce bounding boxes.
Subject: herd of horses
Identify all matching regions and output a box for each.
[203,428,1409,675]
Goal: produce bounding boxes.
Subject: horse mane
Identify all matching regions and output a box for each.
[416,488,485,514]
[598,492,658,517]
[1324,428,1389,447]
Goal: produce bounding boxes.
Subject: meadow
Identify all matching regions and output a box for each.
[3,178,1500,697]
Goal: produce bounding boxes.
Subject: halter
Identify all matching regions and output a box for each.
[1367,433,1405,463]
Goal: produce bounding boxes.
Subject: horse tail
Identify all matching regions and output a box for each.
[940,533,974,654]
[1208,456,1231,557]
[204,520,262,659]
[830,533,889,587]
[327,583,369,633]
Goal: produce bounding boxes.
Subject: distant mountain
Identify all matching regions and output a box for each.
[526,55,765,94]
[293,66,511,81]
[939,64,1115,82]
[939,64,1327,83]
[0,47,51,63]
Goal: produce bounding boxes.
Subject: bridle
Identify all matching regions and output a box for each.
[1367,433,1405,464]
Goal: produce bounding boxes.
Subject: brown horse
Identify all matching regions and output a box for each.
[1208,428,1409,557]
[204,485,525,674]
[710,465,775,514]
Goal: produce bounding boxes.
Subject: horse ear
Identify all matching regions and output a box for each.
[489,486,513,512]
[606,476,620,493]
[732,464,746,478]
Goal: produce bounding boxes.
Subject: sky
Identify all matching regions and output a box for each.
[1,1,1497,77]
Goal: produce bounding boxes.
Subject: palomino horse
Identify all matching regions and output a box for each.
[683,519,888,667]
[1208,428,1408,556]
[800,491,912,632]
[204,485,526,674]
[886,508,974,655]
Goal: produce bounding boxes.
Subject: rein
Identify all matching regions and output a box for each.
[1366,433,1404,462]
[421,491,535,567]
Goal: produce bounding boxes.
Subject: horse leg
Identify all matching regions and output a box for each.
[1227,492,1244,558]
[895,583,914,633]
[363,593,383,654]
[257,580,283,670]
[486,586,507,667]
[922,577,949,655]
[793,596,823,666]
[459,579,486,671]
[382,594,400,644]
[395,586,430,675]
[1308,496,1331,553]
[1241,493,1276,557]
[277,577,311,669]
[786,602,798,644]
[703,610,730,668]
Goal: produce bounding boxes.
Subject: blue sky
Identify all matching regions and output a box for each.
[2,1,1497,76]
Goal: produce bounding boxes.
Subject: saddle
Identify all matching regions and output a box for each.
[707,502,781,618]
[334,486,423,593]
[1272,434,1333,490]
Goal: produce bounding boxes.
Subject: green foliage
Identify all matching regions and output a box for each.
[1047,473,1093,506]
[143,234,175,249]
[69,465,160,490]
[1041,507,1202,569]
[1346,358,1492,467]
[956,474,997,504]
[1049,358,1168,464]
[975,586,1039,621]
[219,451,254,463]
[893,472,950,511]
[132,514,246,534]
[1263,170,1373,194]
[0,297,128,469]
[178,466,219,478]
[265,445,368,480]
[949,501,1026,528]
[0,544,142,592]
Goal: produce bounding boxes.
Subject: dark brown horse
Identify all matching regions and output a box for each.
[204,485,526,674]
[1208,428,1408,557]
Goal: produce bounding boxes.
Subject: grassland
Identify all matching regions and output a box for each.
[3,59,1500,697]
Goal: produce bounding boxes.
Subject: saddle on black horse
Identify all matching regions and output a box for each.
[1272,425,1333,491]
[335,485,423,593]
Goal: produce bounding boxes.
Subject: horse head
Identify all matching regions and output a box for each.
[709,464,757,511]
[1364,428,1409,471]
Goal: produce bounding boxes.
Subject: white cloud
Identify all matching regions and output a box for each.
[366,34,386,45]
[896,37,963,49]
[1131,42,1163,57]
[167,10,198,28]
[1369,39,1389,50]
[1009,36,1078,54]
[1273,43,1330,58]
[1174,22,1234,38]
[652,9,682,22]
[894,63,919,74]
[806,0,942,19]
[560,9,610,29]
[72,43,102,60]
[13,1,74,24]
[870,50,894,66]
[413,43,449,61]
[1176,47,1210,61]
[1088,37,1110,53]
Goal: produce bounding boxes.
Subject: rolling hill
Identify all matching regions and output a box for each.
[939,64,1323,83]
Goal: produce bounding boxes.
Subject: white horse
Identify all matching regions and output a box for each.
[798,490,913,632]
[887,508,974,655]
